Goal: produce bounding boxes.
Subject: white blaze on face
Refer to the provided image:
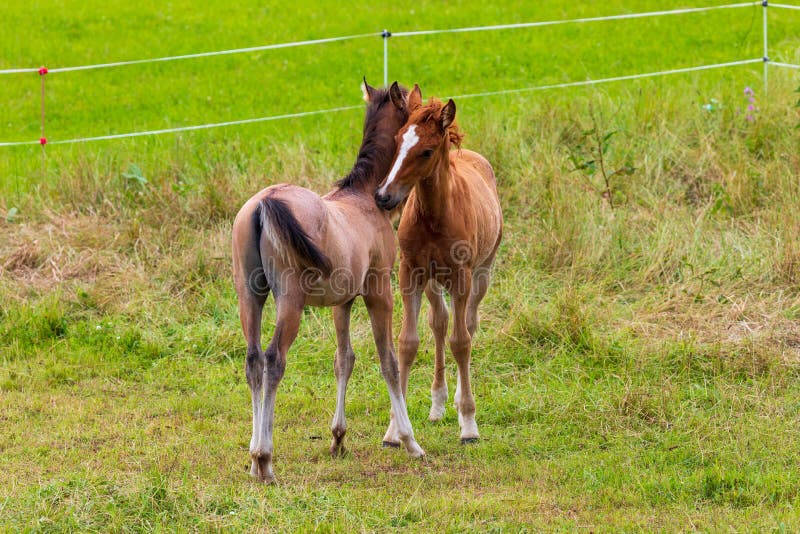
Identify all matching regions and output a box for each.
[378,125,419,196]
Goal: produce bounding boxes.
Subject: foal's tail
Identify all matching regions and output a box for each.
[255,197,333,277]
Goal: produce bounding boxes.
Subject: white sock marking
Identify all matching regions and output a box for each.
[332,378,347,433]
[429,382,448,421]
[386,389,425,457]
[378,125,418,196]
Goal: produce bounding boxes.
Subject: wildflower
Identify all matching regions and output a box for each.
[742,87,757,123]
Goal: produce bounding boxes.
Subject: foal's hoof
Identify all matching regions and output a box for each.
[330,433,347,457]
[250,469,276,484]
[330,445,348,458]
[408,446,426,458]
[428,407,445,422]
[461,437,479,445]
[250,454,275,484]
[382,440,401,449]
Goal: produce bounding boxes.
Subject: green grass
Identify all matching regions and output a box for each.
[2,0,800,530]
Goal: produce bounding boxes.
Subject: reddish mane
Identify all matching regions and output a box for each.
[411,98,464,148]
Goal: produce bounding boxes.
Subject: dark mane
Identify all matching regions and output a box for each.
[335,85,407,190]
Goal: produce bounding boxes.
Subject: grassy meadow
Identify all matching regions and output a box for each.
[2,0,800,530]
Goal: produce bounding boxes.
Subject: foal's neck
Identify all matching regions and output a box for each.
[414,144,452,224]
[339,130,397,196]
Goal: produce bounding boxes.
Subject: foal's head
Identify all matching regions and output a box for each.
[374,84,463,211]
[335,79,410,191]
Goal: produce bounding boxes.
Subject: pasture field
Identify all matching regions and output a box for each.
[2,0,800,530]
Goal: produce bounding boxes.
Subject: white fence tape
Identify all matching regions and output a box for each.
[0,4,763,75]
[0,106,363,146]
[392,2,760,37]
[448,59,765,100]
[0,33,379,75]
[0,1,797,147]
[0,59,771,147]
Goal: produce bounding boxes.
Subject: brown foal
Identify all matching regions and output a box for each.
[375,85,503,444]
[231,81,424,483]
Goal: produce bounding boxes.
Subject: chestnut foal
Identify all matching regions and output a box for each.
[375,85,502,444]
[232,81,424,483]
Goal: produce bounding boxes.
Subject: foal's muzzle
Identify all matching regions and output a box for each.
[375,192,401,211]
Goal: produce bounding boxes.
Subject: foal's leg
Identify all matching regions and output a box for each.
[250,294,303,483]
[466,264,493,338]
[330,299,356,456]
[399,283,424,397]
[233,240,269,479]
[239,291,267,479]
[425,281,449,421]
[449,271,479,443]
[364,275,425,457]
[455,263,493,416]
[382,264,423,446]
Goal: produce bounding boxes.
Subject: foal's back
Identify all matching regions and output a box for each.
[450,149,502,264]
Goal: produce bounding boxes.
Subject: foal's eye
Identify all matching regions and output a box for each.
[421,149,434,159]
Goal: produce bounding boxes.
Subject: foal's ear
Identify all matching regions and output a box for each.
[361,77,378,102]
[408,84,422,112]
[389,81,406,111]
[441,99,456,130]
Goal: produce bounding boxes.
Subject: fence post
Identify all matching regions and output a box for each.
[382,29,391,87]
[762,0,769,92]
[38,66,48,166]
